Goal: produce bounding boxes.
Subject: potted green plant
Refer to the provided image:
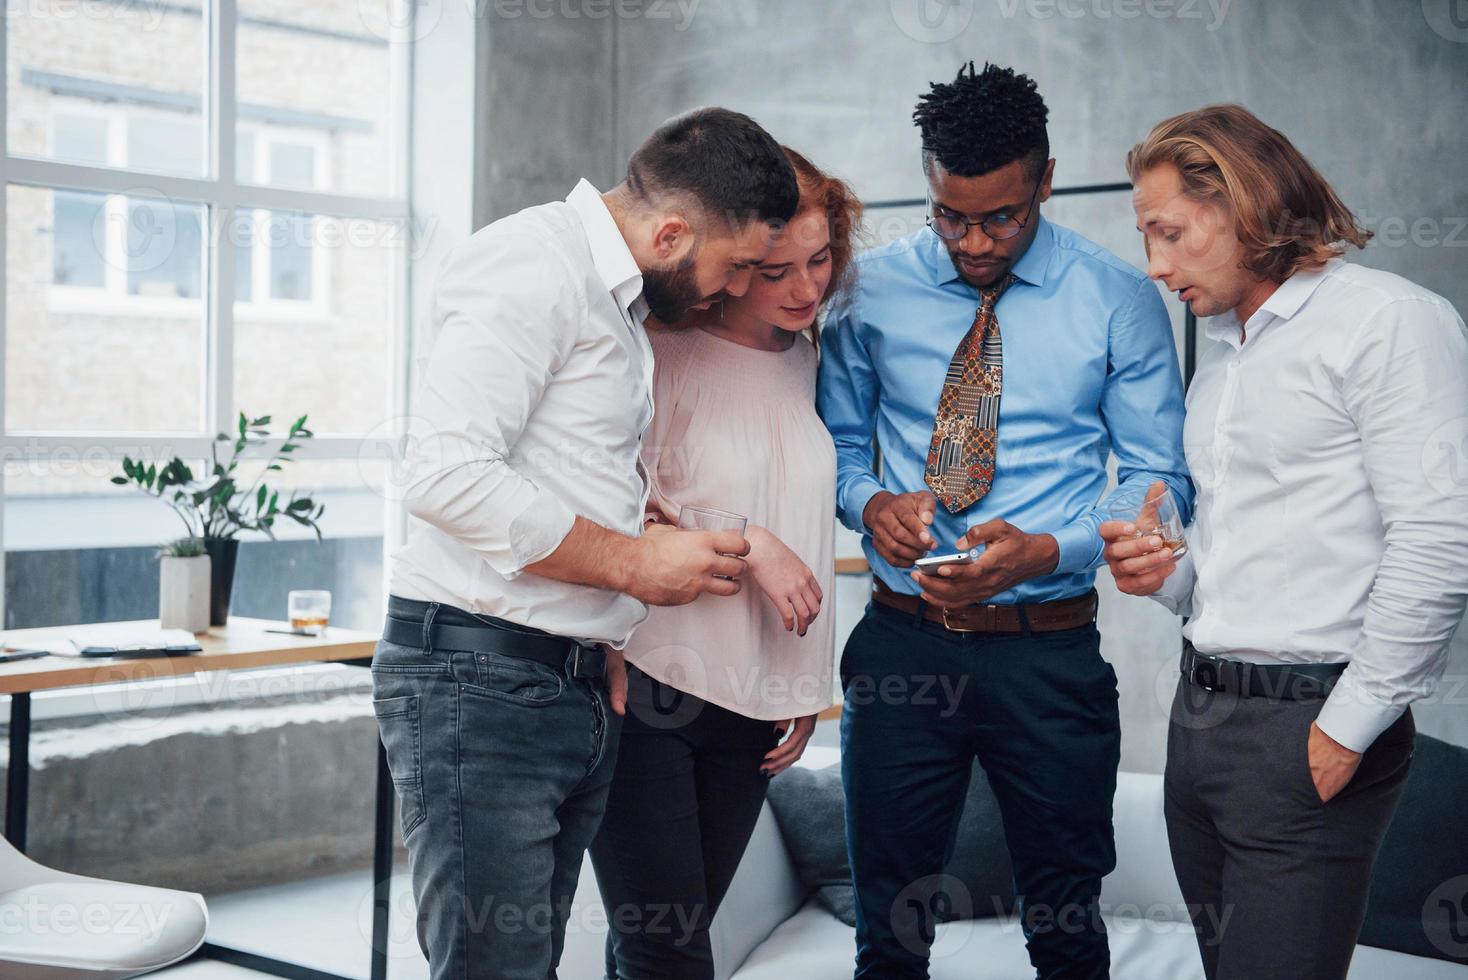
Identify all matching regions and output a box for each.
[113,413,327,626]
[157,536,210,633]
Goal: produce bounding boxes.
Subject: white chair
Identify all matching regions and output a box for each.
[0,833,208,979]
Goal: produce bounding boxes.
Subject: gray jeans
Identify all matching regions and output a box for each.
[371,599,622,980]
[1164,675,1415,980]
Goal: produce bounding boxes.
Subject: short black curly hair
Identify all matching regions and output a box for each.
[914,62,1049,182]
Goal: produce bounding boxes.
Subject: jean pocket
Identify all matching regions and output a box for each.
[373,695,427,839]
[462,650,563,707]
[371,638,448,675]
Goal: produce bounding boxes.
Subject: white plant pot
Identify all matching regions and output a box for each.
[159,554,211,633]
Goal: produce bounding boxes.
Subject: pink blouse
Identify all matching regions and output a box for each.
[624,326,837,720]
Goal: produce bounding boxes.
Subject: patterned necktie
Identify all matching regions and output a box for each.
[924,274,1017,514]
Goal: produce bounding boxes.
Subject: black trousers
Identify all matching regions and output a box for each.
[841,601,1121,980]
[588,664,778,980]
[1165,676,1415,980]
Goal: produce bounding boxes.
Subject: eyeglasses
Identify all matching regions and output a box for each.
[926,180,1042,242]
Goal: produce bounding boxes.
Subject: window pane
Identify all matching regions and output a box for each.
[8,2,206,176]
[267,212,314,301]
[53,112,110,167]
[235,213,400,435]
[52,191,107,288]
[237,0,399,196]
[127,199,204,299]
[269,141,317,191]
[4,459,387,631]
[234,211,256,304]
[7,185,205,433]
[126,112,204,178]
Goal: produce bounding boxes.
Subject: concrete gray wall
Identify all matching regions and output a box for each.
[472,0,1468,771]
[608,0,1468,316]
[472,5,619,225]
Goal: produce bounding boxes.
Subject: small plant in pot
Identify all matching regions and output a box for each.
[114,413,327,626]
[157,536,211,633]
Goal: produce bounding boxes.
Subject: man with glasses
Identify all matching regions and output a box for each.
[818,63,1191,979]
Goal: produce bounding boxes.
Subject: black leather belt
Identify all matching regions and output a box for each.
[873,579,1097,634]
[1181,643,1344,701]
[381,611,606,679]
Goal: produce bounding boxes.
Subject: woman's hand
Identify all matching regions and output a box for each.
[746,526,823,636]
[761,714,817,778]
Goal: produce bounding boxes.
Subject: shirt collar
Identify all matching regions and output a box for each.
[1257,257,1337,321]
[923,214,1055,290]
[565,179,643,314]
[1204,257,1340,343]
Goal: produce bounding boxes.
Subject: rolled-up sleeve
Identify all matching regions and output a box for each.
[1316,298,1468,752]
[818,301,886,533]
[403,235,583,579]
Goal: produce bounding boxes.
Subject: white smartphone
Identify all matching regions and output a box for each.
[913,547,983,570]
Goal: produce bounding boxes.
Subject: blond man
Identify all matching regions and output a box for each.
[1103,105,1468,979]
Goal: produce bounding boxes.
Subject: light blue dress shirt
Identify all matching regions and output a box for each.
[817,217,1193,604]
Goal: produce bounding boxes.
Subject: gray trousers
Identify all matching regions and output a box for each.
[1164,675,1415,980]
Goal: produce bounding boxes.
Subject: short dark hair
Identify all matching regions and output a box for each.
[914,62,1050,182]
[626,107,799,227]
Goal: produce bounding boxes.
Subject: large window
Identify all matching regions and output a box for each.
[2,1,413,629]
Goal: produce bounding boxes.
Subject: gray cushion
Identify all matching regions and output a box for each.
[1360,733,1468,964]
[766,761,1015,927]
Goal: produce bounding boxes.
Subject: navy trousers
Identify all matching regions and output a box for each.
[840,599,1121,979]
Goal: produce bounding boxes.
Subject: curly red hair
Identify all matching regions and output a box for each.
[782,147,863,317]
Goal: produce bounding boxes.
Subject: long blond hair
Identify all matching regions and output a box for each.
[1127,104,1371,283]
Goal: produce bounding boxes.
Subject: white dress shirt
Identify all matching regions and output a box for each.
[389,180,655,647]
[1153,259,1468,752]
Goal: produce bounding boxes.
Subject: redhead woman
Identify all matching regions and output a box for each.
[588,148,862,979]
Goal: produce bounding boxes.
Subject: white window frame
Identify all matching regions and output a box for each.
[0,0,419,634]
[44,99,337,320]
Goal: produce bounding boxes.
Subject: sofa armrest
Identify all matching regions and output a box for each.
[710,802,807,979]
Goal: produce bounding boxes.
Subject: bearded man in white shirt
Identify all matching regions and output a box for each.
[372,108,799,980]
[1102,104,1468,980]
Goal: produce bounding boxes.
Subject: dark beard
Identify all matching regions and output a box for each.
[642,264,705,324]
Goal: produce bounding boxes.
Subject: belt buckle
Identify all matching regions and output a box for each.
[571,644,607,679]
[939,605,980,634]
[1189,653,1222,692]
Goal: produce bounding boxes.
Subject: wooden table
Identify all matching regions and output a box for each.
[0,617,390,980]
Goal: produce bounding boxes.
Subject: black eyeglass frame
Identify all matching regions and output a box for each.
[926,179,1044,242]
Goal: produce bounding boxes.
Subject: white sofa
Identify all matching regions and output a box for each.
[559,747,1468,979]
